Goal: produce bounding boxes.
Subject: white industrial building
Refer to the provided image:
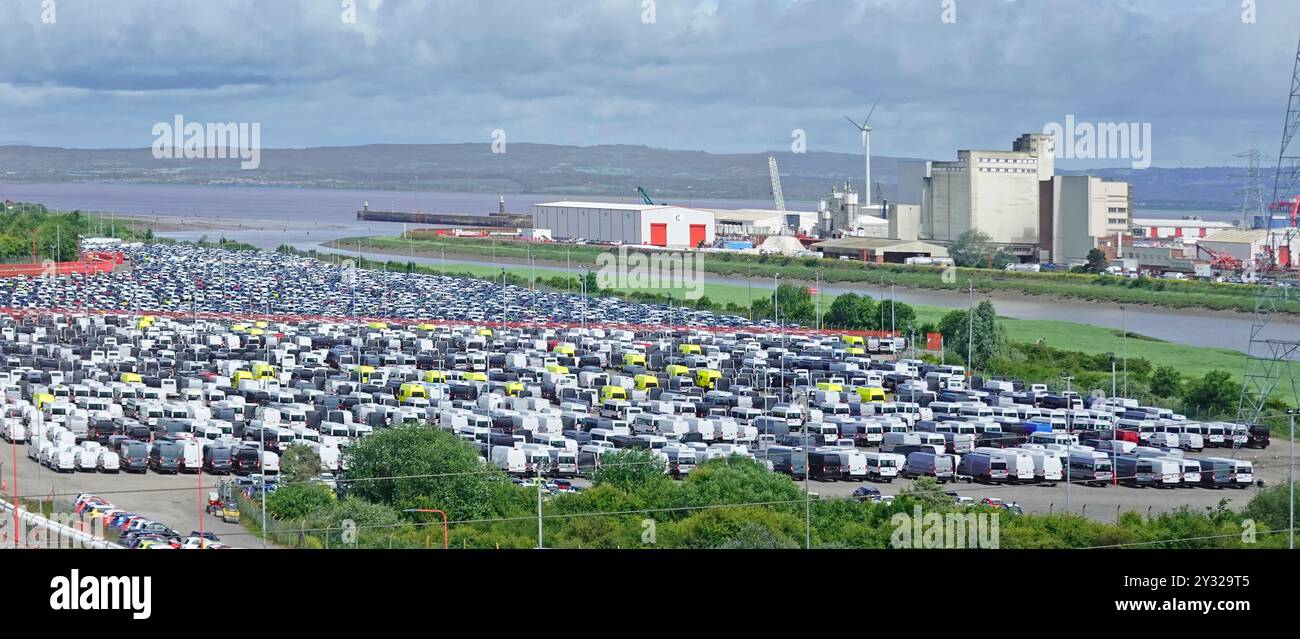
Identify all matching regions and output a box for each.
[533,201,715,248]
[711,209,817,236]
[1043,176,1132,263]
[920,133,1055,254]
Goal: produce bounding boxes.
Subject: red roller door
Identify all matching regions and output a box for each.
[689,224,707,247]
[649,223,668,246]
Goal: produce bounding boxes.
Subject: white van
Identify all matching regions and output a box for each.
[491,447,529,475]
[975,448,1035,483]
[1015,447,1064,484]
[261,451,281,476]
[97,449,121,473]
[861,451,904,482]
[841,451,868,480]
[179,441,203,473]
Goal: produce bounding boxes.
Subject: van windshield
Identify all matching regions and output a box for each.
[991,461,1008,470]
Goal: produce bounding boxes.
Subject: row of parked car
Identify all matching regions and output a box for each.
[71,493,226,549]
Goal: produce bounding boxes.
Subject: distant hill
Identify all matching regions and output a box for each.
[0,143,1264,210]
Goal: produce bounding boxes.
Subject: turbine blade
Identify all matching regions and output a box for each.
[843,115,862,129]
[864,97,881,125]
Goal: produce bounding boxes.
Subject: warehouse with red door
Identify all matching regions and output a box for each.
[533,201,715,248]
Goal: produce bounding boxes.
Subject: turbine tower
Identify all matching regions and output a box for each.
[844,97,880,207]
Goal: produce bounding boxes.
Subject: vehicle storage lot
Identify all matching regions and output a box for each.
[5,442,254,547]
[0,242,1288,550]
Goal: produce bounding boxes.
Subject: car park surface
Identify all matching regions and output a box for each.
[0,242,1285,549]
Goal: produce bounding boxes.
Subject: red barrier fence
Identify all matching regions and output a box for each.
[0,251,125,278]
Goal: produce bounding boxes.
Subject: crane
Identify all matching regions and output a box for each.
[636,186,661,206]
[768,156,785,214]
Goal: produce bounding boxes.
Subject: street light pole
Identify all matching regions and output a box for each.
[802,390,810,549]
[1288,409,1296,550]
[1062,373,1074,516]
[1121,305,1128,396]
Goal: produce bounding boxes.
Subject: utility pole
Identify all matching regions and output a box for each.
[1121,305,1128,396]
[1289,408,1297,550]
[1062,373,1075,516]
[536,474,544,549]
[966,282,974,372]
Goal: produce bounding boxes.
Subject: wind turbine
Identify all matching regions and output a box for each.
[844,97,880,206]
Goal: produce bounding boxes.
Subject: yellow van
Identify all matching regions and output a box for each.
[254,320,269,329]
[816,381,844,393]
[477,328,494,337]
[678,343,702,355]
[252,363,276,380]
[601,385,628,402]
[546,363,569,375]
[353,365,376,384]
[417,323,439,331]
[398,383,428,402]
[231,370,254,386]
[552,343,576,355]
[634,374,659,390]
[622,352,646,367]
[119,372,143,384]
[422,370,447,384]
[847,347,866,356]
[504,381,525,396]
[856,386,886,403]
[369,321,389,330]
[34,393,55,411]
[695,369,722,389]
[231,323,248,332]
[136,316,155,330]
[665,364,691,379]
[843,335,864,346]
[463,372,488,383]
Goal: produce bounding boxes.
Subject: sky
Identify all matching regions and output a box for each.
[0,0,1297,168]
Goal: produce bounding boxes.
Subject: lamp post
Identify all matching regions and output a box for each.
[402,509,449,549]
[1288,408,1297,550]
[1061,372,1075,516]
[1107,353,1116,400]
[1120,305,1128,396]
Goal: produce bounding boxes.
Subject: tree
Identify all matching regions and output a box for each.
[1149,366,1182,398]
[1082,248,1109,274]
[872,299,916,333]
[1180,369,1238,417]
[936,300,1003,369]
[824,292,862,329]
[343,425,498,520]
[266,483,335,520]
[1242,482,1300,533]
[590,449,668,493]
[898,476,953,510]
[774,283,816,326]
[279,443,321,484]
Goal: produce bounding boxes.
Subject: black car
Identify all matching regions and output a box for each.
[851,486,881,501]
[1247,425,1270,449]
